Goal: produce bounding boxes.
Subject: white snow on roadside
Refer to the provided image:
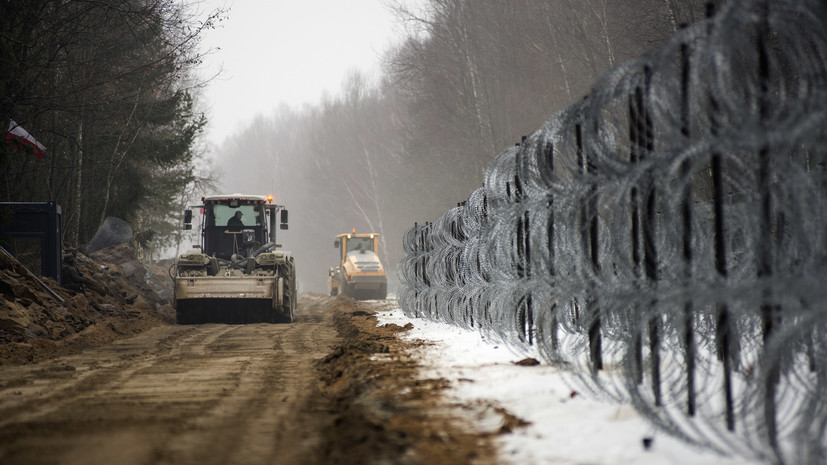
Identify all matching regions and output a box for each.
[375,303,762,465]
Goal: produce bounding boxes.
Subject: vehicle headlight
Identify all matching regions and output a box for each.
[256,252,278,266]
[178,253,209,266]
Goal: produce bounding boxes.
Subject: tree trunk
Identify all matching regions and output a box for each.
[72,119,83,248]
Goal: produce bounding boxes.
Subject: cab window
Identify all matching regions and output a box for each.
[208,205,262,227]
[346,237,374,253]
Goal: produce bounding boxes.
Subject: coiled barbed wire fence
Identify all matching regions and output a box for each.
[397,1,827,463]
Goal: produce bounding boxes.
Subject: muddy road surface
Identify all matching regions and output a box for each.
[0,295,497,465]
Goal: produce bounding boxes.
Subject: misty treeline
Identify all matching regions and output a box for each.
[215,0,708,293]
[0,0,222,260]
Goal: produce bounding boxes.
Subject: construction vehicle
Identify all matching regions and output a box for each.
[328,230,387,300]
[173,194,296,324]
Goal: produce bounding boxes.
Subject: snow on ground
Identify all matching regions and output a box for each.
[376,302,762,465]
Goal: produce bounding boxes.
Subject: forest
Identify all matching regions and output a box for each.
[0,0,218,259]
[212,0,708,293]
[1,0,708,292]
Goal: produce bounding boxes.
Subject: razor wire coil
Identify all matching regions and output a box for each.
[398,0,827,463]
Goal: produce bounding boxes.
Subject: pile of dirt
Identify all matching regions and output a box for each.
[0,243,173,364]
[310,296,498,465]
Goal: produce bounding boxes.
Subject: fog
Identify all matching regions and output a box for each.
[206,0,708,294]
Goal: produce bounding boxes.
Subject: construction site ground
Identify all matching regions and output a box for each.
[0,246,504,465]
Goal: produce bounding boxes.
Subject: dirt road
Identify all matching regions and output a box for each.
[0,295,497,465]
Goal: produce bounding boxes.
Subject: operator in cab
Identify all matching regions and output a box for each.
[228,211,244,229]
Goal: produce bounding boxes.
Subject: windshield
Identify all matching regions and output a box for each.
[206,204,263,227]
[346,237,374,253]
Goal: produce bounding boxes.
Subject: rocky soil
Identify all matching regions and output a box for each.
[0,243,174,365]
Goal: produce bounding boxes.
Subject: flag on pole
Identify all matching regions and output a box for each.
[6,120,46,159]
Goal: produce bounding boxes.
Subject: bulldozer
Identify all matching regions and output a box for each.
[328,230,387,300]
[173,194,296,324]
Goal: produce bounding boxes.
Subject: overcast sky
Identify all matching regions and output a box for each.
[197,0,411,146]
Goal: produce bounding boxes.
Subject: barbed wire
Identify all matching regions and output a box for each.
[398,0,827,463]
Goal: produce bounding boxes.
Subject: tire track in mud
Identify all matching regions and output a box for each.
[0,325,204,429]
[154,319,338,465]
[0,296,339,465]
[0,294,501,465]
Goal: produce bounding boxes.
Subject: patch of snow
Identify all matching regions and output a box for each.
[377,304,762,465]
